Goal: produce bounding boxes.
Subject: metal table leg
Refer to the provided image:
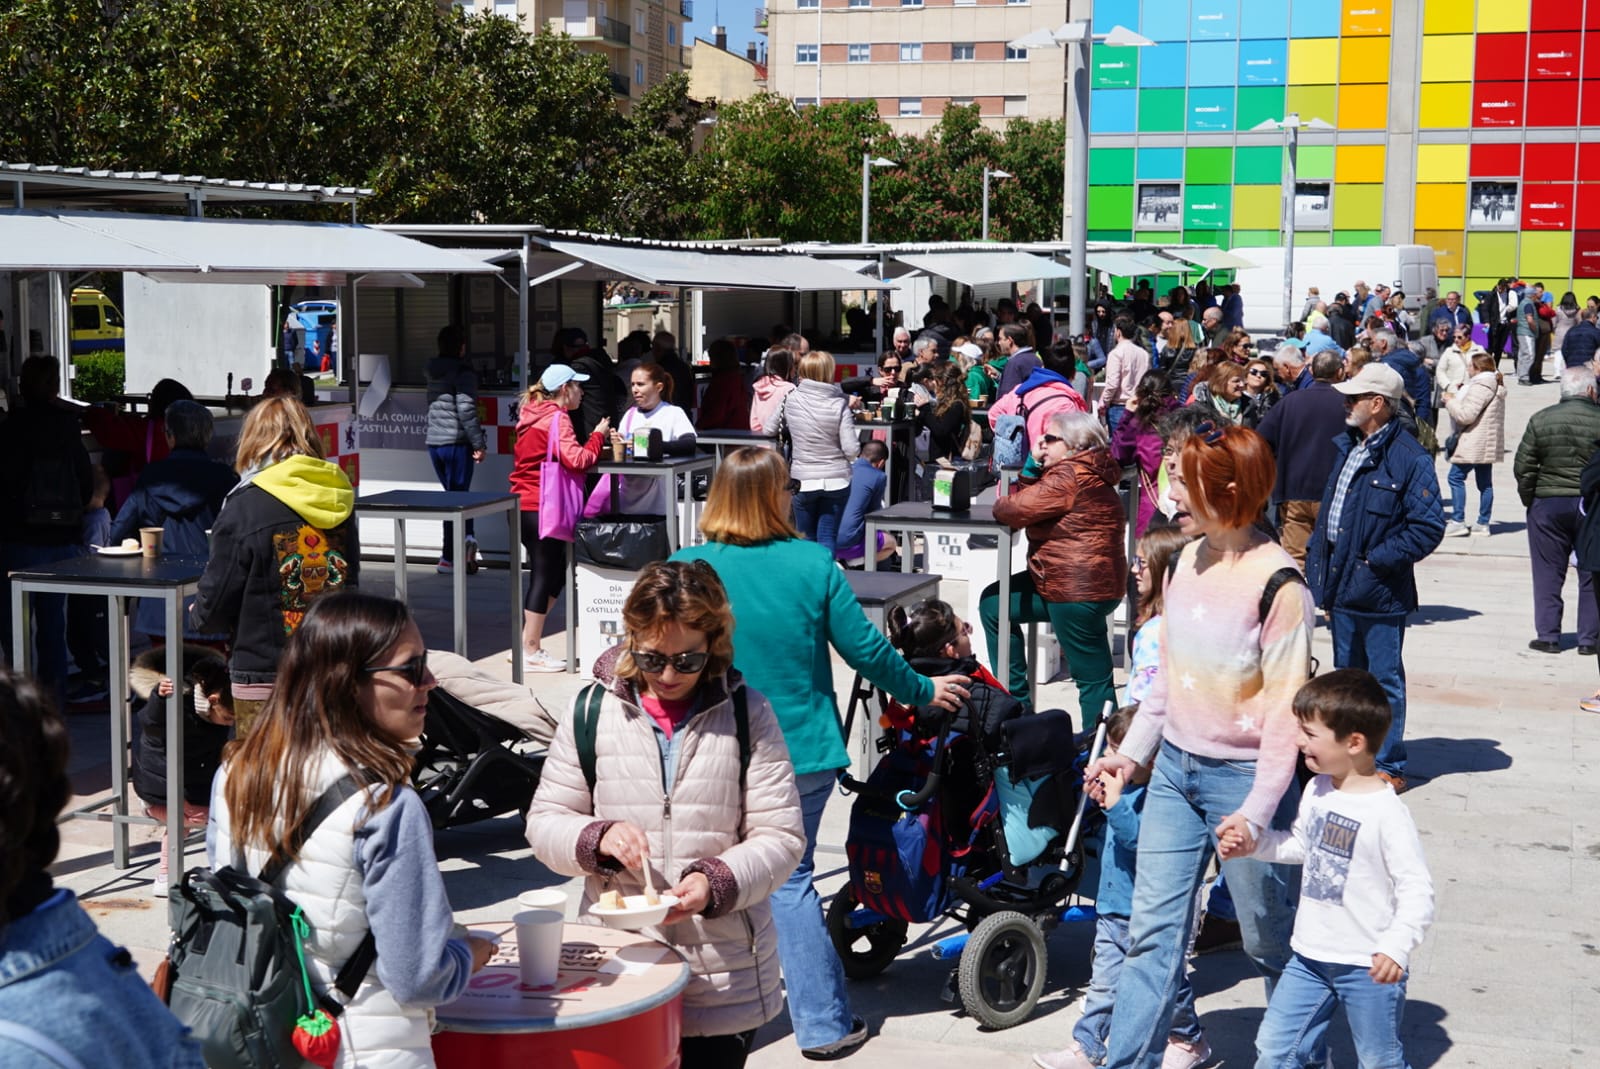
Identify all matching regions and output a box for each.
[106,594,132,869]
[392,519,409,604]
[508,504,524,684]
[162,590,185,881]
[997,537,1012,695]
[565,541,577,675]
[665,473,681,553]
[452,513,468,657]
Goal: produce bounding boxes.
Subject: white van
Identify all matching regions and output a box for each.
[1233,245,1439,333]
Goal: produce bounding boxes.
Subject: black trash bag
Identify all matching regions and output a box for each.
[575,514,671,571]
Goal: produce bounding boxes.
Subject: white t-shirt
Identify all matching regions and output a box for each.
[618,402,696,512]
[1254,775,1435,969]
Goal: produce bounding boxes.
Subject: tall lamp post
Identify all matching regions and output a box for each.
[1252,114,1332,331]
[1009,22,1152,338]
[861,153,897,244]
[981,166,1012,241]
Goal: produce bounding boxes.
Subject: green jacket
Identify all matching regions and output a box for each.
[671,538,934,775]
[1513,397,1600,506]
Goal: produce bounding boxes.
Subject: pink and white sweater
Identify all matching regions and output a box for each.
[1119,537,1315,829]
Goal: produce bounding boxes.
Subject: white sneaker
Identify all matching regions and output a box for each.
[1443,521,1469,537]
[1162,1036,1212,1069]
[523,649,567,673]
[1032,1045,1095,1069]
[1471,524,1491,536]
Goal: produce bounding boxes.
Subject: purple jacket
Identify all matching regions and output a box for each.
[1110,398,1178,537]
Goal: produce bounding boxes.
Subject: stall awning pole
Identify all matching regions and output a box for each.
[519,235,531,394]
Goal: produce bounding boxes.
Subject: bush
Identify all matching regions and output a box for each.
[73,351,126,404]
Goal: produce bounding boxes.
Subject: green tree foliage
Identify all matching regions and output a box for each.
[600,73,713,240]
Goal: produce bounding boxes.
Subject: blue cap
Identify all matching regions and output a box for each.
[539,364,591,392]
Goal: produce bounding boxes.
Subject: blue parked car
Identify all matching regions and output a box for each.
[287,300,338,370]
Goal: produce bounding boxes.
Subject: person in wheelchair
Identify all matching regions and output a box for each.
[886,598,1022,749]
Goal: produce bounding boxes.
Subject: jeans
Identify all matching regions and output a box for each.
[428,443,476,561]
[1102,743,1301,1069]
[770,769,854,1049]
[1106,404,1127,436]
[1329,612,1409,777]
[1255,954,1410,1069]
[793,487,851,557]
[1446,464,1493,526]
[978,570,1118,727]
[1526,496,1597,646]
[0,542,82,702]
[1074,914,1202,1062]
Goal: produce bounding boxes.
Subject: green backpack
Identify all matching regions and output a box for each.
[573,682,752,795]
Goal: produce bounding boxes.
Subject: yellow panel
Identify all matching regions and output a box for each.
[1333,184,1385,229]
[1335,143,1387,183]
[1286,85,1339,126]
[1416,144,1469,183]
[1477,2,1529,33]
[1343,0,1392,37]
[1418,82,1472,128]
[1338,36,1390,84]
[1288,38,1339,86]
[1415,230,1465,279]
[1336,84,1389,129]
[1520,232,1574,278]
[1413,183,1466,230]
[1423,0,1473,34]
[1420,35,1474,83]
[1234,185,1282,230]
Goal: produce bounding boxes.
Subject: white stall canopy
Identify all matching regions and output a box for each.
[538,239,895,293]
[891,251,1075,288]
[1159,247,1259,271]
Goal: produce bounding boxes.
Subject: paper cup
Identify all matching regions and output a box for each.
[518,888,569,914]
[139,527,163,558]
[513,909,563,988]
[610,438,625,462]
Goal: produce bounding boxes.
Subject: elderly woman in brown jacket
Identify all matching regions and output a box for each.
[978,410,1128,728]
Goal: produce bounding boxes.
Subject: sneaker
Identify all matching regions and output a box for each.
[1163,1036,1213,1069]
[1031,1045,1095,1069]
[436,558,454,574]
[1443,521,1469,537]
[1377,770,1407,794]
[1191,914,1242,955]
[802,1016,869,1061]
[465,536,480,575]
[1579,694,1600,713]
[1471,524,1491,536]
[523,649,567,673]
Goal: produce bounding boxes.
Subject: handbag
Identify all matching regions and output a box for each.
[538,410,585,542]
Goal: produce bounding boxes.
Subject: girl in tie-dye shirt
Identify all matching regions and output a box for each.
[1124,527,1197,707]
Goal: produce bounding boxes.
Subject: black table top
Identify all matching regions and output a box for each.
[357,490,519,513]
[865,501,1004,526]
[9,553,209,587]
[594,454,714,472]
[694,430,777,442]
[845,570,943,605]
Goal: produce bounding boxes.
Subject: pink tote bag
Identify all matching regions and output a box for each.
[538,411,585,541]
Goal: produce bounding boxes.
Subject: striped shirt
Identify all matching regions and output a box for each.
[1325,420,1394,543]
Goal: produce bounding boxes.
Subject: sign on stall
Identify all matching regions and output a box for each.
[575,562,637,678]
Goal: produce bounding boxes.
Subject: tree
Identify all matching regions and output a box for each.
[603,73,713,239]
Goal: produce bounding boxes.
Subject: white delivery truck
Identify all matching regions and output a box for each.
[1234,244,1439,333]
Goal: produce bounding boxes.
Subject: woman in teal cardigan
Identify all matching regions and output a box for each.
[672,446,969,1060]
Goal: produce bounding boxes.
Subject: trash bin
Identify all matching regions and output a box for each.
[573,515,670,676]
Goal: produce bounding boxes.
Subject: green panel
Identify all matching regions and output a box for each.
[1092,43,1139,88]
[1296,144,1334,180]
[1184,185,1232,230]
[1437,276,1466,297]
[1231,230,1283,247]
[1185,147,1234,185]
[1138,89,1186,132]
[1088,229,1135,242]
[1183,229,1229,246]
[1334,230,1383,246]
[1088,185,1135,229]
[1089,148,1136,185]
[1297,231,1332,247]
[1235,87,1288,132]
[1134,231,1181,243]
[1235,146,1283,185]
[1465,231,1517,274]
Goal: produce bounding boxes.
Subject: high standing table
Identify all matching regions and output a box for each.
[590,454,716,552]
[357,491,523,684]
[10,553,204,879]
[854,417,917,504]
[843,570,942,781]
[694,429,776,461]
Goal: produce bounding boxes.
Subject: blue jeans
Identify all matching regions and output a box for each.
[1106,404,1127,436]
[793,487,850,557]
[1446,463,1492,526]
[1329,612,1408,777]
[1255,953,1410,1069]
[1102,743,1301,1069]
[428,443,476,561]
[1074,914,1202,1062]
[0,543,82,702]
[771,769,854,1049]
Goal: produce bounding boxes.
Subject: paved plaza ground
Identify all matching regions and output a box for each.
[50,371,1600,1068]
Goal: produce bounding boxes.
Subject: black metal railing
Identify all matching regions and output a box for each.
[609,71,631,96]
[596,15,631,43]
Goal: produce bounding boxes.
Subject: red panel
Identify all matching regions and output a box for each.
[1582,144,1600,177]
[1586,33,1600,78]
[1526,80,1580,125]
[1473,81,1526,127]
[1590,0,1600,28]
[1526,143,1577,182]
[1574,231,1600,281]
[1471,141,1523,177]
[1474,33,1527,80]
[1578,187,1600,230]
[1528,32,1581,77]
[1583,80,1600,124]
[1523,184,1575,230]
[1534,0,1583,30]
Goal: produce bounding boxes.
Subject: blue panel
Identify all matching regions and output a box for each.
[1238,38,1287,85]
[1137,147,1186,179]
[1141,0,1189,42]
[1289,1,1339,38]
[1190,41,1239,86]
[1189,0,1238,40]
[1187,86,1236,131]
[1090,89,1138,133]
[1139,41,1189,86]
[1093,0,1141,35]
[1238,0,1288,38]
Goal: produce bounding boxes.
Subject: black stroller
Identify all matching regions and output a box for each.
[411,687,546,829]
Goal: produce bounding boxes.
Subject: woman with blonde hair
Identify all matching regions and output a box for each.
[192,396,358,734]
[672,447,968,1060]
[773,350,859,555]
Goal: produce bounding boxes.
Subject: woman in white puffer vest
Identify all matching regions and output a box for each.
[208,592,494,1069]
[526,560,804,1068]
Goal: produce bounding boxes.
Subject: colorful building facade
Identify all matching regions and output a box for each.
[1084,0,1600,297]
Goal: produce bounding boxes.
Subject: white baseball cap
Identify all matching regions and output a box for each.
[538,365,590,392]
[1332,363,1404,401]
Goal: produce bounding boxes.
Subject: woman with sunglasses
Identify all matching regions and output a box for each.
[526,561,804,1068]
[1239,357,1279,430]
[209,592,495,1068]
[672,447,968,1060]
[1079,426,1313,1069]
[981,410,1126,729]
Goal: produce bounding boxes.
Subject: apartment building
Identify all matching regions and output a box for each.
[454,0,691,107]
[761,0,1071,131]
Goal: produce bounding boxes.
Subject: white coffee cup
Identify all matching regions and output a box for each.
[513,909,563,988]
[518,888,569,914]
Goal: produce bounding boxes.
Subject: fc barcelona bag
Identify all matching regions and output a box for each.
[845,743,948,924]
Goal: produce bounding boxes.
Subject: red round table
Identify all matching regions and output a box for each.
[433,922,689,1069]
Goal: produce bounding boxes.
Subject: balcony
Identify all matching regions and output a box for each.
[681,0,693,17]
[754,6,767,31]
[609,71,631,96]
[596,15,630,44]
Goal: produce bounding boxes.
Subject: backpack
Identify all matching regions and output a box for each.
[166,775,377,1069]
[22,454,84,528]
[573,682,751,795]
[991,395,1032,470]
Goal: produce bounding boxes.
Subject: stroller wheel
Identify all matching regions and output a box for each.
[826,884,908,979]
[958,910,1047,1030]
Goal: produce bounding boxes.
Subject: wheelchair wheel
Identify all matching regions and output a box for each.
[825,884,908,979]
[957,910,1047,1030]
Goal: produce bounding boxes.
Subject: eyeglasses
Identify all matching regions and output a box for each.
[941,620,974,647]
[363,653,429,687]
[1247,369,1268,378]
[630,648,711,675]
[1131,554,1148,574]
[1039,433,1065,445]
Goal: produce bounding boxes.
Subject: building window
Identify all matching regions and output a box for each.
[493,0,517,14]
[1295,182,1332,229]
[635,60,645,83]
[1469,181,1518,228]
[795,97,819,108]
[900,98,922,116]
[849,0,870,6]
[951,96,974,107]
[1003,94,1026,115]
[1136,184,1181,228]
[899,42,922,62]
[636,10,647,31]
[901,0,923,6]
[952,42,975,60]
[667,23,676,43]
[848,43,870,62]
[796,43,819,63]
[1006,0,1028,5]
[1005,45,1027,61]
[798,0,819,7]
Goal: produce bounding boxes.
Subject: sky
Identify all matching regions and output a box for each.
[686,0,765,61]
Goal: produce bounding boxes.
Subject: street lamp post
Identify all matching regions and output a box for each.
[861,153,897,244]
[981,166,1012,241]
[1251,114,1333,331]
[1010,23,1152,338]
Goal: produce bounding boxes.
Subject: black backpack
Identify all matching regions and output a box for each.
[22,453,84,528]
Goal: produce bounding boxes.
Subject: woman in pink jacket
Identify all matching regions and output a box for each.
[525,560,804,1067]
[986,341,1088,443]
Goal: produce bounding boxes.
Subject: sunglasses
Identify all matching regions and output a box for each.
[363,653,429,687]
[1247,369,1268,377]
[631,648,711,674]
[1039,433,1065,445]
